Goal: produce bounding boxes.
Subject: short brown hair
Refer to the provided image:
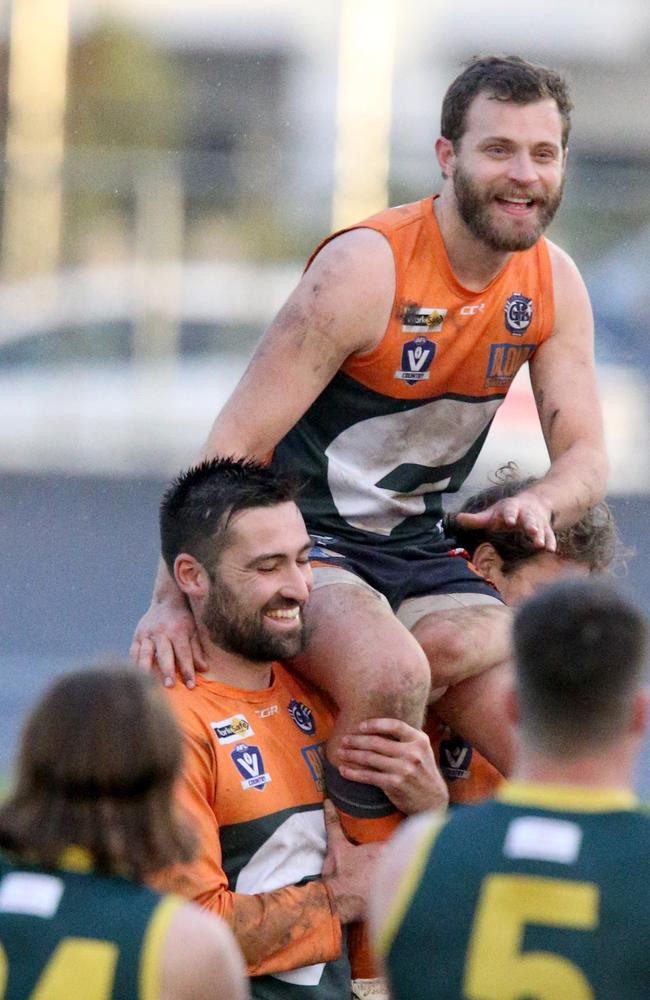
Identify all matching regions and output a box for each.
[0,667,194,880]
[441,55,573,149]
[448,463,621,575]
[514,578,647,752]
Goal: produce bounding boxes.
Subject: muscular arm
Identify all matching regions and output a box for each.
[526,243,608,528]
[202,227,395,461]
[456,244,607,547]
[133,229,395,680]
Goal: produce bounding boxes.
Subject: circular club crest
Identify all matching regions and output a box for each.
[504,292,533,335]
[288,699,316,735]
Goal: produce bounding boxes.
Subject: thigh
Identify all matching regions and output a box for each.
[397,590,502,632]
[410,598,512,690]
[293,581,430,728]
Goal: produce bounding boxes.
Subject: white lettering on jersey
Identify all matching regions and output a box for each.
[235,810,327,986]
[325,396,502,535]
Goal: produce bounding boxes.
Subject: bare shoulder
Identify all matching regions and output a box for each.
[545,238,592,319]
[302,227,396,353]
[159,900,249,1000]
[368,810,444,957]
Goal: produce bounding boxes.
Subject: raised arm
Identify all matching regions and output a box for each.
[456,244,607,549]
[132,228,395,683]
[201,227,395,461]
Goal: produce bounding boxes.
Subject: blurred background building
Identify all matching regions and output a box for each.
[2,0,650,785]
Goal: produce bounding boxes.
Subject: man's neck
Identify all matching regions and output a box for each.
[435,189,513,291]
[198,631,274,690]
[511,746,636,793]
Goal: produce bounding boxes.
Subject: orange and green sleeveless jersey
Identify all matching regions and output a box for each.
[425,711,503,805]
[155,662,349,999]
[0,848,179,999]
[273,196,554,548]
[377,783,650,1000]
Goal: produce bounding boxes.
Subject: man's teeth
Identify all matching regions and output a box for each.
[503,197,532,204]
[266,607,300,620]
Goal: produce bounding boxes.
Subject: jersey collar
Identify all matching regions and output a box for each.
[497,780,638,813]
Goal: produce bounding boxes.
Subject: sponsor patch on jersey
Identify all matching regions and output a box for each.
[460,302,485,317]
[254,705,279,718]
[301,741,326,792]
[504,816,583,864]
[394,336,436,384]
[401,306,447,334]
[439,735,472,782]
[231,744,271,790]
[485,342,535,388]
[504,292,533,334]
[211,714,254,745]
[288,699,316,735]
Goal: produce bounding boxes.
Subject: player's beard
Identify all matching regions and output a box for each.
[202,578,308,663]
[453,163,564,252]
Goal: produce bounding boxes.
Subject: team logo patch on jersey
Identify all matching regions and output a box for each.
[394,336,436,384]
[211,714,254,745]
[401,306,447,334]
[301,741,326,791]
[485,343,535,388]
[288,699,316,734]
[439,735,472,782]
[230,744,271,790]
[504,292,533,334]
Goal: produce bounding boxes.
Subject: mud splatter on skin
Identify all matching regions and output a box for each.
[231,880,336,971]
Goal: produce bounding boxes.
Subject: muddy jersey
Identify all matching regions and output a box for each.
[273,196,554,549]
[379,783,650,1000]
[0,849,179,999]
[156,663,349,1000]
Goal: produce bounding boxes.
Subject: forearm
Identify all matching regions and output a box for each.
[201,880,342,976]
[527,441,608,530]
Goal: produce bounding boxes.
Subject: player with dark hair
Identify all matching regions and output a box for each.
[155,457,446,1000]
[0,667,248,1000]
[371,578,650,999]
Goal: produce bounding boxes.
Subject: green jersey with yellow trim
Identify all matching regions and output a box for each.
[0,850,180,1000]
[379,782,650,1000]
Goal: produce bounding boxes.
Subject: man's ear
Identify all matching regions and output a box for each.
[435,136,455,180]
[174,553,210,598]
[470,542,502,580]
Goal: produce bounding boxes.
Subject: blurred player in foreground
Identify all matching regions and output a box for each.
[154,457,446,1000]
[0,668,248,1000]
[370,578,650,1000]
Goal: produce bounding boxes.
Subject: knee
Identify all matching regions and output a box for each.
[366,640,431,721]
[412,619,470,689]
